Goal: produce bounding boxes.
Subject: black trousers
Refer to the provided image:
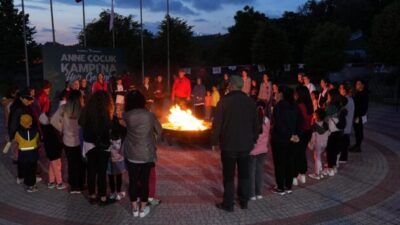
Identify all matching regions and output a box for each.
[64,145,84,191]
[193,104,205,119]
[354,121,364,148]
[109,174,122,193]
[339,134,350,161]
[294,130,312,177]
[21,161,37,186]
[220,150,250,206]
[86,149,110,197]
[126,161,154,202]
[326,132,343,168]
[271,141,294,191]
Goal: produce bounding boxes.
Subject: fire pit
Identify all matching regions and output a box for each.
[162,105,212,146]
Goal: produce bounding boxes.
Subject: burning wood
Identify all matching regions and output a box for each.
[162,105,211,131]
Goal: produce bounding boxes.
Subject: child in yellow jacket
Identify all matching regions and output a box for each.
[14,114,40,192]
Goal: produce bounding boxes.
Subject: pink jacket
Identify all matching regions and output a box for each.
[250,117,270,155]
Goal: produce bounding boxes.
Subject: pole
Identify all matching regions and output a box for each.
[112,26,116,48]
[110,0,115,48]
[50,0,56,43]
[140,0,144,81]
[166,0,171,93]
[82,0,87,47]
[21,0,30,86]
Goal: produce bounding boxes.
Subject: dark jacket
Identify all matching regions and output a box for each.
[354,89,368,118]
[192,84,206,105]
[122,109,161,162]
[271,100,303,143]
[42,124,63,160]
[8,99,35,139]
[79,113,111,150]
[211,90,259,152]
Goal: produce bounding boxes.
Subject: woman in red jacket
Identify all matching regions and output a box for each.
[92,73,108,93]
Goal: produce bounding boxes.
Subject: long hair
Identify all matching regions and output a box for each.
[278,85,294,104]
[64,90,82,119]
[80,90,114,133]
[295,85,313,115]
[125,91,145,112]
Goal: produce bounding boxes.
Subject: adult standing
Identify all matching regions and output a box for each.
[153,75,165,119]
[339,83,354,162]
[350,79,368,153]
[219,73,230,96]
[37,81,52,115]
[111,76,127,119]
[241,70,251,96]
[270,86,302,195]
[318,78,330,109]
[293,86,312,185]
[92,73,108,93]
[80,78,90,103]
[303,74,316,94]
[258,73,273,105]
[79,91,114,205]
[123,91,161,218]
[192,77,206,118]
[211,76,259,212]
[139,76,154,110]
[51,90,84,194]
[171,69,191,107]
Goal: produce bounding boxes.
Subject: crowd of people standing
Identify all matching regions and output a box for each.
[1,69,369,216]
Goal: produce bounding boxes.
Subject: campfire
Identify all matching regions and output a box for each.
[162,105,211,131]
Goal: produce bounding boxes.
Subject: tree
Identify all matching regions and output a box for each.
[304,22,349,75]
[224,6,268,65]
[156,16,194,70]
[78,11,152,72]
[370,0,400,66]
[252,22,292,71]
[0,0,37,81]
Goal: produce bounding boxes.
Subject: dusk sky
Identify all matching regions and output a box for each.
[18,0,308,45]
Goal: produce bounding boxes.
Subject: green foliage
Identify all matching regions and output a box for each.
[252,22,292,70]
[156,16,194,68]
[370,0,400,66]
[78,11,152,71]
[0,0,37,79]
[304,22,350,74]
[224,6,268,65]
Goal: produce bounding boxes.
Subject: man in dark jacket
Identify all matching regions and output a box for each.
[211,75,259,212]
[8,89,35,140]
[350,79,369,152]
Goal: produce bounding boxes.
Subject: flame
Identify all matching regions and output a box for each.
[162,105,208,131]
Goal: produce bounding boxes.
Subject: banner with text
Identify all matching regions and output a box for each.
[42,46,126,96]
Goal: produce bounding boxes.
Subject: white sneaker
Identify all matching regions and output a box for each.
[333,167,338,174]
[132,209,139,217]
[292,178,298,186]
[36,177,42,183]
[250,196,257,201]
[256,195,263,200]
[118,192,126,198]
[328,169,335,177]
[299,175,306,184]
[109,193,118,200]
[16,178,24,184]
[322,168,329,176]
[308,174,320,180]
[139,206,150,218]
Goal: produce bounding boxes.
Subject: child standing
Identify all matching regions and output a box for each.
[108,117,126,201]
[204,91,212,121]
[211,86,220,119]
[308,109,329,180]
[249,102,270,200]
[39,113,65,189]
[15,114,40,192]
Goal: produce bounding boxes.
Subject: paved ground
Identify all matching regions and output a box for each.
[0,102,399,225]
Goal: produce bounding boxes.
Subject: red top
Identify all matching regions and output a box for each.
[92,81,108,93]
[172,77,191,98]
[298,103,312,131]
[205,95,212,107]
[37,90,50,113]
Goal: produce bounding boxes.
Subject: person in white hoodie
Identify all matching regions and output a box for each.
[308,109,330,180]
[249,101,270,200]
[338,83,354,163]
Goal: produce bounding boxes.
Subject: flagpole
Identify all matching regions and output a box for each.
[140,0,144,81]
[21,0,30,86]
[82,0,87,47]
[50,0,56,43]
[111,0,115,48]
[166,0,170,93]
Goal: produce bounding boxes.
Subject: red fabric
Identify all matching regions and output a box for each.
[205,95,212,107]
[298,103,312,131]
[38,90,50,113]
[172,77,191,98]
[91,81,108,93]
[149,166,156,198]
